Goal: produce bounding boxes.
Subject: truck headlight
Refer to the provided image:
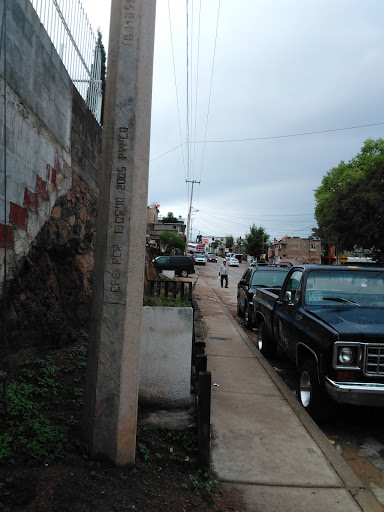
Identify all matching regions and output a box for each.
[338,347,355,365]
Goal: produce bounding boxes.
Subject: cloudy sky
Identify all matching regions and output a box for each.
[83,0,384,243]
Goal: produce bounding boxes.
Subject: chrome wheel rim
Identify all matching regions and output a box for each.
[300,371,311,407]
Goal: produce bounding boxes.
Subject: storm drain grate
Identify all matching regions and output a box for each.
[210,337,232,341]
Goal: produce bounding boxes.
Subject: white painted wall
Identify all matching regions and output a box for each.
[140,306,193,408]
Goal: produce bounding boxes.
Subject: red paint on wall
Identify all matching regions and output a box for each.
[35,174,48,198]
[54,151,63,174]
[24,187,38,211]
[9,202,27,227]
[0,224,13,247]
[46,164,57,185]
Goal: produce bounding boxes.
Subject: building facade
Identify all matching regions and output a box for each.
[146,203,186,250]
[270,236,322,265]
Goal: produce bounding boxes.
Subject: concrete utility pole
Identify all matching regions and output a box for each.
[83,0,156,466]
[186,180,200,245]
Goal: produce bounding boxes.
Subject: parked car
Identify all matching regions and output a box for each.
[206,253,217,262]
[237,267,289,328]
[152,255,195,277]
[250,261,268,267]
[228,257,239,267]
[253,265,384,420]
[234,254,243,263]
[193,253,206,265]
[276,261,292,269]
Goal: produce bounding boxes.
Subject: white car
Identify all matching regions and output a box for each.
[228,257,239,267]
[194,254,206,265]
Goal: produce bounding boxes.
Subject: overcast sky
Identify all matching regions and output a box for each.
[82,0,384,243]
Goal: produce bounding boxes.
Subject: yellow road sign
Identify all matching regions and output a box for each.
[340,254,348,263]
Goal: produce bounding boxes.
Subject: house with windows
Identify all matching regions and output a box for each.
[146,203,186,249]
[270,236,321,265]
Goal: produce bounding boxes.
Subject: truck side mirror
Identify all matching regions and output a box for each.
[283,291,293,304]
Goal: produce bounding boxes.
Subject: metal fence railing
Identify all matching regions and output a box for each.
[146,280,193,302]
[30,0,103,123]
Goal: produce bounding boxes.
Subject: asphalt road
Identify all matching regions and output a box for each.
[195,258,384,508]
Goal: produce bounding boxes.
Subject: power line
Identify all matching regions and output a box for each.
[149,121,384,162]
[196,122,384,144]
[186,0,190,186]
[198,208,314,218]
[150,143,183,163]
[167,1,186,182]
[192,0,202,183]
[198,0,221,183]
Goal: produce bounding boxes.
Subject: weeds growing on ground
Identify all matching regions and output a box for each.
[0,333,218,510]
[143,296,191,307]
[0,339,88,464]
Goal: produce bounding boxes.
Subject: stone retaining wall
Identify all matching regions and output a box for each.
[0,0,101,358]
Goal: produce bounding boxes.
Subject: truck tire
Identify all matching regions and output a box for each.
[257,321,277,357]
[299,360,330,422]
[244,307,253,329]
[181,270,188,277]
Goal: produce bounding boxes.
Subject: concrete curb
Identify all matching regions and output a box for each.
[214,299,383,512]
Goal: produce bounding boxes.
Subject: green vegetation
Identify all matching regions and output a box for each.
[162,212,179,223]
[144,278,192,307]
[134,427,216,498]
[225,235,234,249]
[159,231,186,253]
[0,340,88,464]
[314,138,384,263]
[0,334,225,510]
[143,295,191,307]
[244,224,270,259]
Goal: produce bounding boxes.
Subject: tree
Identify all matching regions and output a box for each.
[236,236,243,250]
[162,212,178,223]
[244,225,270,259]
[314,138,384,263]
[211,240,219,249]
[159,231,186,254]
[226,235,234,249]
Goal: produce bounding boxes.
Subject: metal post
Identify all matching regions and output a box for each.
[197,371,211,466]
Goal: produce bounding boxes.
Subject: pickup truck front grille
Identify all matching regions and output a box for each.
[365,346,384,376]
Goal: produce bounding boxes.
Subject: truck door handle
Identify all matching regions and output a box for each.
[276,300,283,305]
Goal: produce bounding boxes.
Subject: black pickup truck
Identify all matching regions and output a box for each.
[253,265,384,420]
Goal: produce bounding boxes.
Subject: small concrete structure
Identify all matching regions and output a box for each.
[140,306,193,408]
[161,270,175,278]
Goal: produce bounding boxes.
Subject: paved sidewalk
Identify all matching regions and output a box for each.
[194,274,382,512]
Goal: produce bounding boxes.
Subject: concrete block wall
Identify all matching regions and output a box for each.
[0,0,101,300]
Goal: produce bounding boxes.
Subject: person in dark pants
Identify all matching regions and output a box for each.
[218,260,229,288]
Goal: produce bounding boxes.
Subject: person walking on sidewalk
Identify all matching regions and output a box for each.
[218,259,229,288]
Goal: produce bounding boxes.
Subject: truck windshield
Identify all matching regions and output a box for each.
[304,270,384,306]
[251,270,288,288]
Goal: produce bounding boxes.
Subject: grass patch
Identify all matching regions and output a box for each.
[0,339,88,465]
[143,296,191,307]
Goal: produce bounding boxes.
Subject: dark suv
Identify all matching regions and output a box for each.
[152,255,195,277]
[237,266,289,328]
